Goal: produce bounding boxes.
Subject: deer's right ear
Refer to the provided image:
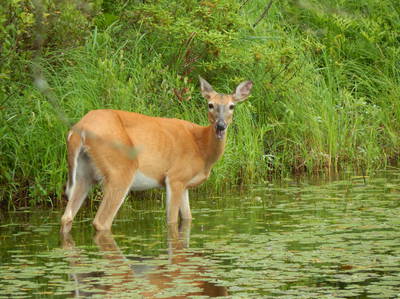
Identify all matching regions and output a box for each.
[199,76,215,99]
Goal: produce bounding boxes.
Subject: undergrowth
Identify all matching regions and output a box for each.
[1,0,399,206]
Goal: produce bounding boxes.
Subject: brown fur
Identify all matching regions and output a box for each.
[60,77,253,233]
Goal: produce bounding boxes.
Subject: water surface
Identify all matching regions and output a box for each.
[1,172,400,298]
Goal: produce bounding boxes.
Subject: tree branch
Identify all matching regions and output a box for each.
[253,0,274,28]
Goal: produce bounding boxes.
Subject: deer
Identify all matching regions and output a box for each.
[60,77,253,233]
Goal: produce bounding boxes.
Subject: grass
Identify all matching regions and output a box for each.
[1,0,399,206]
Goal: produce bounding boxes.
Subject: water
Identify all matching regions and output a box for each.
[1,172,400,298]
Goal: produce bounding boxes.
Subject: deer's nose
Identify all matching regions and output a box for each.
[215,120,227,131]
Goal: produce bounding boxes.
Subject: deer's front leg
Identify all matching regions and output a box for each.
[165,178,185,224]
[180,189,192,220]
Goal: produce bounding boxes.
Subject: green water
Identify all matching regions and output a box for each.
[1,172,400,298]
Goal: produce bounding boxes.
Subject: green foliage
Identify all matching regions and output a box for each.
[1,0,400,205]
[0,0,35,81]
[119,0,243,78]
[0,0,100,83]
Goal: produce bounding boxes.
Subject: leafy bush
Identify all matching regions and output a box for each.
[0,0,100,84]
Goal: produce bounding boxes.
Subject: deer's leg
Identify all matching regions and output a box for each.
[61,179,91,233]
[61,151,94,234]
[179,189,192,220]
[93,171,135,231]
[165,178,185,224]
[82,124,137,231]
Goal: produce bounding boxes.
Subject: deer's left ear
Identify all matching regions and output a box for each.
[233,80,253,102]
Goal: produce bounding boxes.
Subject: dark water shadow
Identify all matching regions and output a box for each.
[60,220,228,298]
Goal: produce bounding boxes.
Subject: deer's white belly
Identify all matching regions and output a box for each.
[131,171,161,191]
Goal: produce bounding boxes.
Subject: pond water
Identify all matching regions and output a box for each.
[1,171,400,298]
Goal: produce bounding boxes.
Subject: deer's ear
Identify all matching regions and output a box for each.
[233,80,253,102]
[199,76,215,99]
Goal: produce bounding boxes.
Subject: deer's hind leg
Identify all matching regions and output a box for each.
[89,141,138,232]
[92,170,136,231]
[61,134,96,234]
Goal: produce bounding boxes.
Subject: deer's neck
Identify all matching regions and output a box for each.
[196,125,226,169]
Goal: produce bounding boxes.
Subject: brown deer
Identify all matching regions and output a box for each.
[61,77,253,233]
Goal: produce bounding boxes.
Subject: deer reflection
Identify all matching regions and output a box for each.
[61,221,228,298]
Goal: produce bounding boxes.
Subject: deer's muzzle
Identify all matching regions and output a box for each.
[215,120,227,139]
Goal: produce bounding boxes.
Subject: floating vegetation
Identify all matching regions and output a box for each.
[1,172,400,298]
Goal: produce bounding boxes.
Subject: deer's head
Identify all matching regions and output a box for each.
[199,77,253,140]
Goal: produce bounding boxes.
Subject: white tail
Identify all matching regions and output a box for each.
[60,77,253,233]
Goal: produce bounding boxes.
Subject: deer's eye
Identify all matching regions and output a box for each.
[208,103,214,110]
[229,104,235,110]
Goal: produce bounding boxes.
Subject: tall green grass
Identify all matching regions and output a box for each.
[1,0,399,206]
